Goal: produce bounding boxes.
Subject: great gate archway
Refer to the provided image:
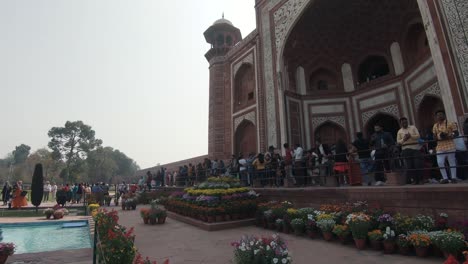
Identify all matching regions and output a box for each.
[234,120,257,156]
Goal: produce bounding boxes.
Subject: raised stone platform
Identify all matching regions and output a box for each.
[167,211,255,231]
[254,183,468,221]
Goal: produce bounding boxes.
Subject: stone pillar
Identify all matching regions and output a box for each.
[295,66,307,95]
[417,0,458,122]
[341,63,355,92]
[390,42,405,76]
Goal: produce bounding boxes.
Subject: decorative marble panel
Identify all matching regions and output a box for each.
[441,0,468,92]
[234,111,256,131]
[414,82,441,110]
[362,105,400,125]
[273,0,309,55]
[261,0,282,147]
[233,53,254,77]
[311,116,345,129]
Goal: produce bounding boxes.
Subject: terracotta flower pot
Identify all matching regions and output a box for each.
[268,222,276,230]
[149,218,157,225]
[322,232,333,241]
[0,254,9,264]
[354,238,366,250]
[225,215,231,221]
[215,215,224,222]
[414,246,429,257]
[370,240,382,251]
[232,214,240,220]
[307,230,318,239]
[157,217,165,224]
[383,241,396,254]
[143,217,149,224]
[338,235,348,244]
[398,245,410,255]
[207,216,214,223]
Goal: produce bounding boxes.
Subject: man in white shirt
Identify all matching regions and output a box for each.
[43,181,52,202]
[293,144,305,186]
[51,183,57,200]
[397,117,423,184]
[238,153,249,186]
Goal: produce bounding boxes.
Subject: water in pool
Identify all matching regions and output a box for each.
[0,221,91,254]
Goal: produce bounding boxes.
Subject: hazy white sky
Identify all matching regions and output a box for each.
[0,0,256,169]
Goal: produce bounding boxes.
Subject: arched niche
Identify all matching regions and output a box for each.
[314,121,347,146]
[307,68,339,93]
[417,95,444,135]
[358,56,391,84]
[234,120,257,156]
[365,113,400,140]
[234,64,255,112]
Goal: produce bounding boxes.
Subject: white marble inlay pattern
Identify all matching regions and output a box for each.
[414,82,441,110]
[234,111,256,131]
[233,53,254,77]
[362,104,400,125]
[311,116,345,129]
[273,0,309,55]
[441,0,468,93]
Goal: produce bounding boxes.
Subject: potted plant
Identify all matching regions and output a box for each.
[368,229,383,250]
[0,242,15,264]
[436,213,449,230]
[382,227,396,254]
[140,208,150,224]
[148,209,158,225]
[396,234,411,255]
[157,209,167,224]
[53,210,64,219]
[88,203,100,214]
[290,218,305,236]
[433,231,465,258]
[305,214,319,239]
[346,213,371,250]
[232,234,292,264]
[377,213,394,230]
[408,232,431,257]
[44,208,54,219]
[317,219,336,241]
[275,219,284,232]
[332,224,350,244]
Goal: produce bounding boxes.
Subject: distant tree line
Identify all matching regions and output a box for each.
[0,121,139,184]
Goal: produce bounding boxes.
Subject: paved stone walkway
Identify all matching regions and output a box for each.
[119,206,442,264]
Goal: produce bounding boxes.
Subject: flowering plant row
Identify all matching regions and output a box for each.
[232,234,291,264]
[256,201,468,259]
[184,187,250,197]
[93,209,168,263]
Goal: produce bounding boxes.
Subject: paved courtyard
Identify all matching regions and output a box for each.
[119,206,441,264]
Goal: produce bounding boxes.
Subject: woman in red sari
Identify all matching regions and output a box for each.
[12,181,28,208]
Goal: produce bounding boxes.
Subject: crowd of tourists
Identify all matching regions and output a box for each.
[158,110,467,188]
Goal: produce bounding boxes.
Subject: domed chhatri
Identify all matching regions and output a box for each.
[212,13,234,26]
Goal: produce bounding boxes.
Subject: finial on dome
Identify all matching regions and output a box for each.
[222,12,224,19]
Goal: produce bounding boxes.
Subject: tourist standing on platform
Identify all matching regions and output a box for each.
[293,143,305,186]
[370,123,395,186]
[138,176,145,190]
[2,182,11,205]
[43,181,51,202]
[397,117,423,184]
[51,182,57,200]
[146,171,153,191]
[283,143,294,185]
[432,110,459,184]
[238,153,248,186]
[316,138,332,180]
[353,132,372,185]
[253,153,267,187]
[12,181,27,208]
[334,139,349,186]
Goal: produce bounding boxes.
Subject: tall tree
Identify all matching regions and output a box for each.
[48,121,102,183]
[86,147,117,183]
[31,163,44,212]
[12,144,31,164]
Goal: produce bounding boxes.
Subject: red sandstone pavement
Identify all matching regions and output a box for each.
[119,206,441,264]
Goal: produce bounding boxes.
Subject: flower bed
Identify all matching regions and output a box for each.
[164,177,259,222]
[256,201,468,260]
[231,234,291,264]
[94,209,168,263]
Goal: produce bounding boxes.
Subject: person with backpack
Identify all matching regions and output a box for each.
[253,153,267,187]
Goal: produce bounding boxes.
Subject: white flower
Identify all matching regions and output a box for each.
[254,249,259,255]
[241,242,245,247]
[250,241,254,246]
[240,246,246,251]
[266,245,271,251]
[273,258,279,264]
[270,241,276,247]
[282,258,288,264]
[386,226,390,233]
[391,231,395,237]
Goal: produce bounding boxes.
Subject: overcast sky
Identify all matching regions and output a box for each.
[0,0,256,169]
